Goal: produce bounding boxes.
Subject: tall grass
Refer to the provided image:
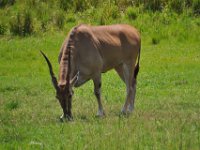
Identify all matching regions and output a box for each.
[0,0,199,36]
[60,0,72,11]
[9,10,34,36]
[125,7,138,20]
[0,0,15,8]
[169,0,184,14]
[193,0,200,15]
[0,23,7,35]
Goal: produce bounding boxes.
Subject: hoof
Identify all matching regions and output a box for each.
[96,110,105,118]
[96,113,105,118]
[128,107,134,114]
[127,105,134,113]
[121,107,128,115]
[59,114,73,122]
[121,110,128,116]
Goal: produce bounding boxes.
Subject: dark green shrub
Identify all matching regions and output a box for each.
[9,11,34,36]
[73,0,89,12]
[36,2,50,20]
[60,0,72,11]
[185,0,193,7]
[9,13,23,36]
[99,3,119,25]
[193,0,200,15]
[36,2,51,29]
[144,0,163,12]
[126,7,137,20]
[152,36,160,45]
[195,19,200,26]
[88,0,101,8]
[169,0,184,14]
[41,21,47,32]
[23,10,34,35]
[40,17,49,32]
[26,0,37,8]
[53,11,65,29]
[27,0,55,9]
[60,0,90,12]
[111,5,119,19]
[66,14,76,23]
[0,0,15,8]
[5,100,19,110]
[99,17,105,25]
[114,0,133,11]
[99,11,108,25]
[0,23,7,35]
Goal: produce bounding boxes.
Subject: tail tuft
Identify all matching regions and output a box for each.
[134,63,139,79]
[134,47,141,79]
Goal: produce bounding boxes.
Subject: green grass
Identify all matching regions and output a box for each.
[0,9,200,150]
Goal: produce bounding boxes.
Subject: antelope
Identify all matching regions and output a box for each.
[41,24,141,121]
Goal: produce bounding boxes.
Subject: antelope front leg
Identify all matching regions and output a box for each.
[93,75,105,117]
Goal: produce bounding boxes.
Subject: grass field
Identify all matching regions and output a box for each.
[0,1,200,149]
[0,29,200,149]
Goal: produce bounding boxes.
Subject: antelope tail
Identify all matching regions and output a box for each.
[134,47,141,79]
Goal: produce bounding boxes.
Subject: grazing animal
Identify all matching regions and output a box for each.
[41,24,141,120]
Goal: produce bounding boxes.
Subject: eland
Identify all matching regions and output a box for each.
[41,24,141,121]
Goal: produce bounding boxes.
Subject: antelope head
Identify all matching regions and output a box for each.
[40,51,78,121]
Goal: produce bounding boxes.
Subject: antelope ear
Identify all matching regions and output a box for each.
[70,72,79,87]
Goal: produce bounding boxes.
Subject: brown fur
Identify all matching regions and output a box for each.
[59,24,140,84]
